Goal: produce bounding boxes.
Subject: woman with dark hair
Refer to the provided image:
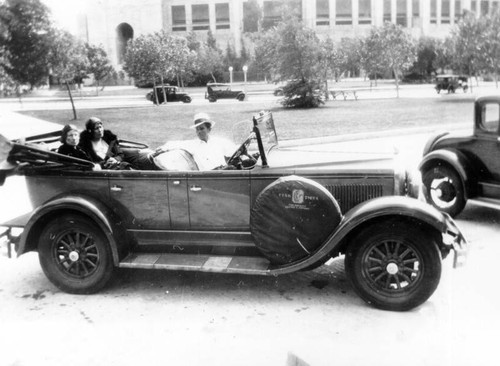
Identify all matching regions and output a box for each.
[79,117,131,170]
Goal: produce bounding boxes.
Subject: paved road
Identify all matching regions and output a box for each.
[1,94,499,366]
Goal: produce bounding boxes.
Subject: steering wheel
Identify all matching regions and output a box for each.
[226,134,258,169]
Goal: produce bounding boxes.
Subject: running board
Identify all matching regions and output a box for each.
[119,253,272,275]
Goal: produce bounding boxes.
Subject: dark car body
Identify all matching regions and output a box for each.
[420,95,500,217]
[146,85,192,104]
[0,112,467,311]
[205,83,245,102]
[434,74,468,94]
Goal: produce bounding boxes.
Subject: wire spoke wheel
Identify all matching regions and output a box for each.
[346,220,442,311]
[362,239,422,294]
[54,230,100,279]
[39,214,113,294]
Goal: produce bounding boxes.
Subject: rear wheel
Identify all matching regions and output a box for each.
[237,94,245,101]
[38,214,114,294]
[182,96,192,103]
[345,220,442,311]
[208,96,217,102]
[423,165,466,217]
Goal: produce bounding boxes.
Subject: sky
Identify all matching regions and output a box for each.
[41,0,86,33]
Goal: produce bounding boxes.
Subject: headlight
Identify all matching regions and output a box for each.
[405,168,422,199]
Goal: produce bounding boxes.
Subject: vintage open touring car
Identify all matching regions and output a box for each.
[0,112,467,311]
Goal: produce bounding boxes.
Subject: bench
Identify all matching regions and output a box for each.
[330,88,371,101]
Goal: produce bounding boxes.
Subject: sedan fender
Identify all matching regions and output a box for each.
[17,195,126,265]
[271,196,456,275]
[419,148,477,198]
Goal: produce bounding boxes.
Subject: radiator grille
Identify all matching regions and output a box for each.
[325,184,384,213]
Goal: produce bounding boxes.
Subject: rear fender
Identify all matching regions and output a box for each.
[270,196,449,275]
[18,195,127,265]
[419,149,477,198]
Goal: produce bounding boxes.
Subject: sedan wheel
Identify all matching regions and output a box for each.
[38,214,113,294]
[423,165,466,217]
[345,220,441,311]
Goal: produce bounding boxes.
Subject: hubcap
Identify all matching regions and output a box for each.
[430,177,457,208]
[386,262,399,275]
[68,251,80,262]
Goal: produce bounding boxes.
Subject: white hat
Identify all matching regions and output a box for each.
[191,113,215,129]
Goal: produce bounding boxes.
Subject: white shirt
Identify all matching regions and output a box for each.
[92,139,109,160]
[162,136,236,171]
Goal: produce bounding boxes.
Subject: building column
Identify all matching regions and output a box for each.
[373,0,384,26]
[303,0,315,28]
[352,0,359,25]
[329,0,336,27]
[186,4,193,32]
[232,0,243,55]
[209,2,216,33]
[421,0,430,34]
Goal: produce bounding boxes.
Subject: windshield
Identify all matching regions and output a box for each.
[232,111,278,155]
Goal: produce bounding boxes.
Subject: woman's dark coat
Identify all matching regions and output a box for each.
[78,129,125,164]
[57,143,92,161]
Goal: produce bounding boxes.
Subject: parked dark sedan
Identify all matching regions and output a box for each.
[420,95,500,217]
[0,112,467,311]
[146,85,192,104]
[205,83,245,102]
[434,74,468,94]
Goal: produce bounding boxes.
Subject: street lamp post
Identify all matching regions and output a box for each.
[242,65,248,95]
[228,66,233,86]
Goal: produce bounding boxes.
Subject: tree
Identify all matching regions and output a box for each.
[451,10,486,90]
[318,37,342,99]
[359,29,386,85]
[48,29,88,119]
[123,34,163,92]
[338,37,362,79]
[478,12,500,87]
[86,43,114,95]
[272,16,325,108]
[378,22,416,96]
[409,36,439,80]
[0,0,53,89]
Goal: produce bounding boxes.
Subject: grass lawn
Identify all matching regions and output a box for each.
[19,96,475,148]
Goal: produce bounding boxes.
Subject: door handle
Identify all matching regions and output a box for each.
[111,185,123,192]
[190,185,201,192]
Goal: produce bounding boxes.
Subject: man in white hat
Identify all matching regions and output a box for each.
[154,112,236,171]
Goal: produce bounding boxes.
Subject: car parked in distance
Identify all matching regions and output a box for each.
[434,74,468,94]
[146,85,192,104]
[420,95,500,217]
[0,112,467,311]
[205,83,245,102]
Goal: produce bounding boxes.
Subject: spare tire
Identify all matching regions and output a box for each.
[250,176,342,265]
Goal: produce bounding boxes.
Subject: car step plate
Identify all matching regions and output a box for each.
[119,253,271,275]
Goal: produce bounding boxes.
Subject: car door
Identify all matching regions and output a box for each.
[472,101,500,183]
[187,170,251,230]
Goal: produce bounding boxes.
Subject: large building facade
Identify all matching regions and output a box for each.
[77,0,500,67]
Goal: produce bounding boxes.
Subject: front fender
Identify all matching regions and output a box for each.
[419,148,477,198]
[18,195,125,265]
[270,196,451,275]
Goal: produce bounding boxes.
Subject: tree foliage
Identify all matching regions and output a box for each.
[0,0,53,88]
[86,43,114,94]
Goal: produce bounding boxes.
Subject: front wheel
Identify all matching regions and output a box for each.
[422,165,466,217]
[237,94,245,101]
[38,214,114,294]
[345,220,442,311]
[183,96,192,103]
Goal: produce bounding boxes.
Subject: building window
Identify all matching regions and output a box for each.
[172,5,186,32]
[480,0,489,15]
[243,0,261,33]
[396,0,407,26]
[316,0,329,26]
[192,4,210,31]
[383,0,391,22]
[471,1,477,13]
[358,0,371,25]
[430,0,437,23]
[442,0,451,23]
[262,1,282,29]
[336,0,352,25]
[455,0,462,21]
[215,3,230,29]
